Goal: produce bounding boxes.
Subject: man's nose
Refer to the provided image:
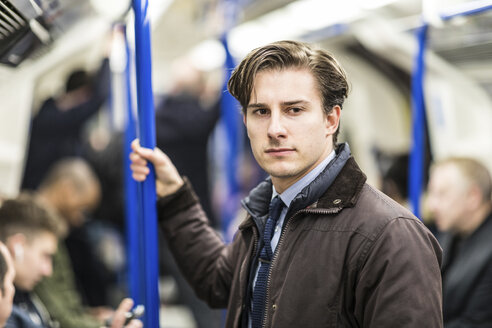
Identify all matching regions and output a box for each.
[267,111,286,138]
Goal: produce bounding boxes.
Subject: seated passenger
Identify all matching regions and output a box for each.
[0,194,63,328]
[427,157,492,327]
[0,195,142,328]
[34,158,120,327]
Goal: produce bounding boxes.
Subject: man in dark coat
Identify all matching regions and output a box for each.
[427,157,492,327]
[130,40,443,327]
[22,59,110,191]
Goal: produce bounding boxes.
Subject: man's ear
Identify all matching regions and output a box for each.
[243,113,247,126]
[5,233,26,261]
[325,105,341,135]
[467,185,483,210]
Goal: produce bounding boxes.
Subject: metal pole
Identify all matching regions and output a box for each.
[409,3,492,218]
[121,24,141,305]
[219,34,242,242]
[441,2,492,20]
[132,0,160,326]
[409,24,428,219]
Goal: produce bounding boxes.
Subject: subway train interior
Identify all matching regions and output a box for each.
[1,0,492,327]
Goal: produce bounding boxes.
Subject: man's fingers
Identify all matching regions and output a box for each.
[130,163,150,175]
[131,138,156,162]
[130,139,140,152]
[135,146,155,161]
[111,298,133,328]
[129,152,147,166]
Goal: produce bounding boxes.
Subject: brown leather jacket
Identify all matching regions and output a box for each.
[158,153,443,327]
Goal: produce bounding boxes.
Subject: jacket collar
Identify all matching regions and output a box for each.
[314,156,366,211]
[240,143,366,229]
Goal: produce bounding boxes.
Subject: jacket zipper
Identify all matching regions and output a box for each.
[261,206,341,327]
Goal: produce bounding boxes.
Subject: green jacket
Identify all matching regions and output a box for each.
[35,242,103,328]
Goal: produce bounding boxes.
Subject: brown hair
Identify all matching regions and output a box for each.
[39,158,100,196]
[227,40,349,143]
[0,193,64,242]
[433,157,492,203]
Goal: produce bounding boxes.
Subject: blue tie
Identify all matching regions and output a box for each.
[251,196,284,328]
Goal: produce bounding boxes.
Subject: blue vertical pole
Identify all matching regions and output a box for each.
[409,5,492,218]
[409,24,428,219]
[132,1,160,327]
[219,0,243,243]
[122,24,140,304]
[219,34,243,242]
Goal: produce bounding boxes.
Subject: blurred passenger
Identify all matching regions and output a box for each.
[155,57,220,226]
[155,57,222,328]
[130,40,443,327]
[34,158,119,327]
[83,132,126,230]
[0,194,65,327]
[21,58,110,191]
[427,157,492,327]
[0,242,15,327]
[0,195,142,328]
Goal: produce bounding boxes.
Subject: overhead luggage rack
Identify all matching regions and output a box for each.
[0,0,94,67]
[0,0,31,65]
[0,0,48,66]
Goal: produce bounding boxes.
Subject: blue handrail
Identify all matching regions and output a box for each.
[409,2,492,218]
[440,2,492,20]
[121,24,141,306]
[409,24,428,219]
[219,34,242,242]
[132,0,160,327]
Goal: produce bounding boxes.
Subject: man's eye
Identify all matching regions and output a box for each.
[289,107,302,113]
[254,108,268,115]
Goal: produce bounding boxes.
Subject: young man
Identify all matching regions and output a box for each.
[130,40,443,327]
[0,195,142,328]
[0,194,62,328]
[0,242,15,327]
[427,157,492,327]
[34,158,112,328]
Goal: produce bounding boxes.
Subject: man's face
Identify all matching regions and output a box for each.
[427,164,470,232]
[0,244,15,326]
[12,232,57,291]
[60,183,100,228]
[244,68,338,192]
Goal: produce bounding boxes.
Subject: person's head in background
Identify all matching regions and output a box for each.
[0,194,64,292]
[38,158,101,228]
[169,57,205,98]
[55,69,93,112]
[381,154,409,207]
[427,157,492,236]
[0,242,15,327]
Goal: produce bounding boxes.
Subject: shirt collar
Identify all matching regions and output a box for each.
[272,149,336,208]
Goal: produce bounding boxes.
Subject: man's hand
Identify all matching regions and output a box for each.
[130,139,184,197]
[109,298,142,328]
[88,306,114,321]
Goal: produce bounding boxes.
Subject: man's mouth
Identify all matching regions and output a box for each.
[265,148,294,155]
